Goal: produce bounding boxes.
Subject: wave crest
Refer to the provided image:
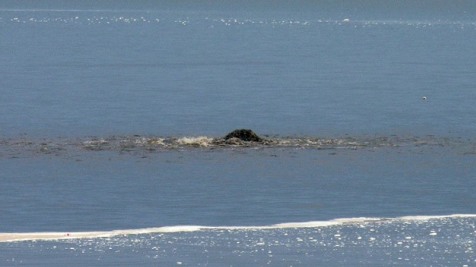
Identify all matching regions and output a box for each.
[1,214,475,243]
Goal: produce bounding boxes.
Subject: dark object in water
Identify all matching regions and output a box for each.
[224,129,264,142]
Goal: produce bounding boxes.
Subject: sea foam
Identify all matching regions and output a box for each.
[1,214,475,243]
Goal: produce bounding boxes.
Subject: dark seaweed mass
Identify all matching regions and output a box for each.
[224,129,264,142]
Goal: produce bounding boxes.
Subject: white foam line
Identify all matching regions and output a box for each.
[1,214,475,243]
[397,214,476,221]
[0,226,204,243]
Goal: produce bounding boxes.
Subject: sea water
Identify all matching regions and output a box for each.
[1,1,476,266]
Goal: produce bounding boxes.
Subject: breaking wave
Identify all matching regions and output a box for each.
[1,214,475,243]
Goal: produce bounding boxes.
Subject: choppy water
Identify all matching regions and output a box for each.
[1,2,476,266]
[2,133,476,158]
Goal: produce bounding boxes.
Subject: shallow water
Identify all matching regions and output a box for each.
[1,216,475,266]
[1,145,475,232]
[1,2,476,266]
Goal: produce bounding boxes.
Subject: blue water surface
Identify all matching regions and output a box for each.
[1,6,476,137]
[1,2,476,266]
